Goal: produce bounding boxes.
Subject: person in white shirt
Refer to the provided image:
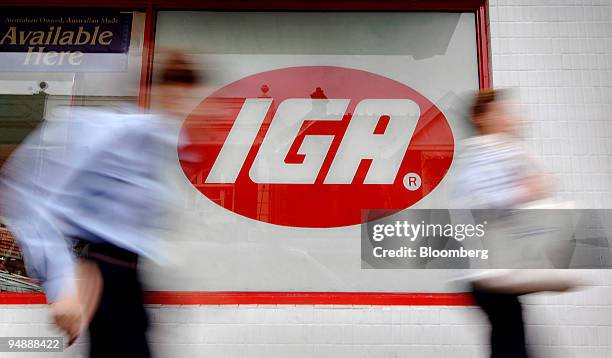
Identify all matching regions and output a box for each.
[455,89,573,358]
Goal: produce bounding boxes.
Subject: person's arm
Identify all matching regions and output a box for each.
[456,154,547,209]
[3,203,77,301]
[0,126,82,344]
[456,133,554,209]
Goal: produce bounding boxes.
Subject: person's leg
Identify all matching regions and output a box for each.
[85,244,150,358]
[472,285,528,358]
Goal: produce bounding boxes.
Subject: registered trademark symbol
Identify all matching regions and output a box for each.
[403,173,421,191]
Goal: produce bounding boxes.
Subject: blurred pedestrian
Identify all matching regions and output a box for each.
[0,51,199,357]
[455,89,575,358]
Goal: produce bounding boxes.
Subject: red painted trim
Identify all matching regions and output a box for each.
[146,1,483,11]
[0,0,489,306]
[0,292,47,304]
[144,292,475,306]
[0,291,474,306]
[0,1,146,8]
[138,4,156,112]
[0,1,484,11]
[476,1,492,89]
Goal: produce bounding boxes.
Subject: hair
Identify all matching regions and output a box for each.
[471,88,508,119]
[158,51,200,85]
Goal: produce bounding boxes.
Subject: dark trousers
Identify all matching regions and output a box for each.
[472,285,529,358]
[80,242,151,358]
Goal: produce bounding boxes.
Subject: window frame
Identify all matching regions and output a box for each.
[0,0,489,306]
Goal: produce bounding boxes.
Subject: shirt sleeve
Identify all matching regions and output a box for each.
[455,152,528,209]
[1,169,77,303]
[0,120,89,302]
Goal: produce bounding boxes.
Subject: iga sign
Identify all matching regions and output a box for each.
[179,66,454,228]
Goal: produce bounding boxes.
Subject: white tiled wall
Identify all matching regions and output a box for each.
[489,0,612,208]
[2,1,612,357]
[2,271,612,358]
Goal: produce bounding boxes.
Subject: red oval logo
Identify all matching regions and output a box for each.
[179,66,454,228]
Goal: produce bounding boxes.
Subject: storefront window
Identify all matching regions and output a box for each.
[0,10,145,289]
[149,11,479,292]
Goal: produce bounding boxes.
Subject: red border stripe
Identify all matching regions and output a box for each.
[0,292,474,306]
[144,292,475,306]
[0,292,47,304]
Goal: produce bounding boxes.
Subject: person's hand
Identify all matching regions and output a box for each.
[49,294,82,346]
[76,260,102,327]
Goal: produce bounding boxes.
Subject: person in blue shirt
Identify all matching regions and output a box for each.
[0,52,200,357]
